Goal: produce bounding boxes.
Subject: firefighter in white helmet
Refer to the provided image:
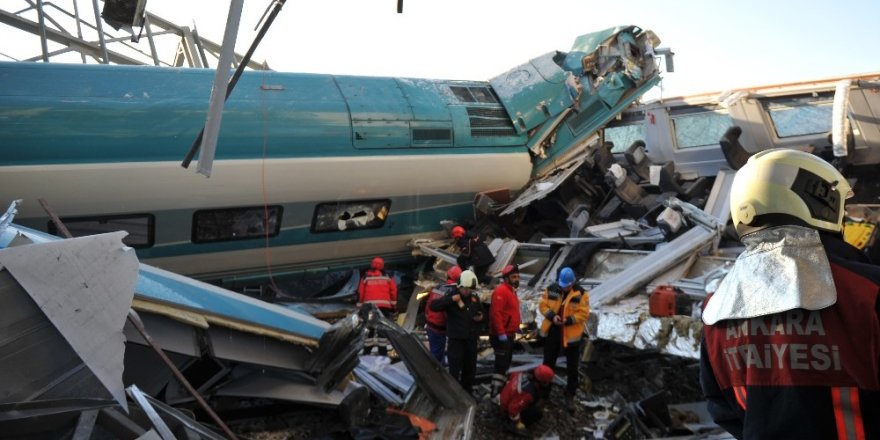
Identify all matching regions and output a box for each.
[700,149,880,439]
[429,269,484,394]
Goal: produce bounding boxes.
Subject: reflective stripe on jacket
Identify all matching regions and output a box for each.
[358,269,397,310]
[700,235,880,440]
[538,283,590,347]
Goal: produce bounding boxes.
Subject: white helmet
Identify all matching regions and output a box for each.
[730,148,853,236]
[458,270,478,289]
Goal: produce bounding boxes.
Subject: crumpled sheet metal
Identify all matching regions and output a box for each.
[593,296,701,359]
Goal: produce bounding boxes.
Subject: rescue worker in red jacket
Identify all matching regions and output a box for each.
[499,364,555,437]
[429,269,484,394]
[358,256,398,356]
[700,149,880,439]
[490,264,522,395]
[452,225,496,284]
[424,265,461,365]
[539,266,590,412]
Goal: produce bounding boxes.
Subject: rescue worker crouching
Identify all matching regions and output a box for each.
[490,264,522,396]
[539,266,590,412]
[429,269,484,394]
[700,148,880,439]
[358,256,398,356]
[499,364,555,437]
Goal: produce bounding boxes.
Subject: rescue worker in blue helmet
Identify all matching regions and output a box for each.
[700,149,880,439]
[539,266,590,412]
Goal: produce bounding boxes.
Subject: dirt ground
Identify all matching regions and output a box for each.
[230,340,709,440]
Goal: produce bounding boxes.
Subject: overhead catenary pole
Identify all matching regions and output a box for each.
[194,0,244,177]
[181,0,288,171]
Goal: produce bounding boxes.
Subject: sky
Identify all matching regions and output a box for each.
[140,0,880,101]
[2,0,878,101]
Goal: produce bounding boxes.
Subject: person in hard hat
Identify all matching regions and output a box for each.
[489,264,522,396]
[700,149,880,440]
[424,265,461,365]
[452,225,496,284]
[539,266,590,412]
[429,269,484,394]
[358,256,398,356]
[499,364,555,437]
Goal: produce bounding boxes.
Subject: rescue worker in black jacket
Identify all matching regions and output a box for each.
[700,148,880,440]
[451,225,496,284]
[429,269,484,394]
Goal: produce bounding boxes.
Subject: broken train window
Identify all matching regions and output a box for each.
[760,93,834,138]
[49,213,154,248]
[670,107,733,149]
[311,199,391,233]
[604,111,646,153]
[192,206,282,243]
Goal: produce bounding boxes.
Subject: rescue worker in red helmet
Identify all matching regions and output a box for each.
[451,225,496,284]
[539,266,590,412]
[700,149,880,439]
[358,256,398,356]
[490,264,522,396]
[424,265,461,365]
[499,364,555,437]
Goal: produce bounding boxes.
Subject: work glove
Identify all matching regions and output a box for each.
[515,421,526,432]
[498,334,508,342]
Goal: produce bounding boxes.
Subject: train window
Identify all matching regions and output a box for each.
[449,86,498,104]
[311,200,391,233]
[604,124,645,153]
[671,110,732,149]
[761,95,834,138]
[48,214,154,248]
[192,206,282,243]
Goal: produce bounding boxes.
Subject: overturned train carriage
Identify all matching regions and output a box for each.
[0,25,665,283]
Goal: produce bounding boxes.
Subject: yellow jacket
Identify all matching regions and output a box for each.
[538,283,590,347]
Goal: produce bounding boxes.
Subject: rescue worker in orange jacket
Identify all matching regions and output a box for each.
[539,266,590,411]
[358,256,398,356]
[490,264,522,395]
[700,149,880,439]
[499,365,555,437]
[424,265,461,365]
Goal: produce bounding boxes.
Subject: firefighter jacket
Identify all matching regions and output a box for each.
[429,287,483,340]
[490,281,521,336]
[500,371,544,422]
[425,283,453,333]
[700,228,880,440]
[357,269,397,311]
[538,283,590,347]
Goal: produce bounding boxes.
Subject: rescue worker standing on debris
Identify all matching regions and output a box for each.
[490,264,522,396]
[424,265,461,365]
[539,266,590,412]
[499,364,555,437]
[452,225,496,284]
[700,149,880,440]
[430,269,484,394]
[358,256,398,356]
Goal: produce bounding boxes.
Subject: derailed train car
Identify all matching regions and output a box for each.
[0,25,666,283]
